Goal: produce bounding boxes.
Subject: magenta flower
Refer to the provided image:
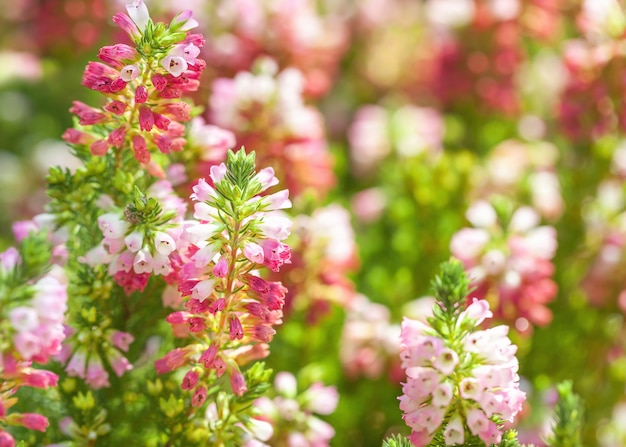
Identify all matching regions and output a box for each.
[0,431,15,447]
[14,413,49,432]
[63,1,206,167]
[156,151,292,406]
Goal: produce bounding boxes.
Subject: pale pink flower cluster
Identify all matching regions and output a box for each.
[1,250,68,443]
[253,372,338,446]
[209,62,335,198]
[340,295,401,380]
[581,164,626,309]
[351,188,387,224]
[183,165,292,280]
[2,259,68,365]
[577,0,626,42]
[580,145,626,308]
[83,180,187,295]
[347,105,443,177]
[399,299,526,446]
[0,51,42,83]
[184,116,236,180]
[450,201,558,333]
[471,139,564,221]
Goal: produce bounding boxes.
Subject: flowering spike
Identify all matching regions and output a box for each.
[64,2,206,175]
[398,261,525,446]
[156,153,292,408]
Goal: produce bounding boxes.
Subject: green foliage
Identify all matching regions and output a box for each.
[498,430,526,447]
[430,258,472,319]
[226,148,257,193]
[17,230,52,281]
[423,429,526,447]
[383,434,414,447]
[546,381,584,447]
[124,186,175,226]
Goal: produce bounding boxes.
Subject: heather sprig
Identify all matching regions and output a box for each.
[156,150,292,424]
[62,0,205,170]
[30,3,216,444]
[83,182,187,295]
[398,259,526,446]
[383,435,415,447]
[0,233,67,444]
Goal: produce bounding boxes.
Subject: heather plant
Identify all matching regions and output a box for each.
[4,0,626,446]
[1,2,298,446]
[384,260,585,447]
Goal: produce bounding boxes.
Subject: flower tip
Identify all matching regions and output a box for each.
[126,0,151,31]
[172,9,199,31]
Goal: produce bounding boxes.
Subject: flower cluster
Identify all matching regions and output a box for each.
[253,371,339,446]
[427,0,524,115]
[399,298,526,446]
[209,60,335,199]
[470,139,564,221]
[62,0,204,168]
[558,39,626,141]
[180,116,236,182]
[3,270,67,364]
[347,105,444,178]
[83,180,187,295]
[0,243,67,443]
[556,0,626,141]
[582,144,626,309]
[277,204,358,321]
[156,150,292,402]
[202,0,348,97]
[577,0,626,44]
[55,327,134,390]
[450,201,558,333]
[340,294,401,380]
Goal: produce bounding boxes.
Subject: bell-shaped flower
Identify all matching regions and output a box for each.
[126,0,150,31]
[161,56,188,77]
